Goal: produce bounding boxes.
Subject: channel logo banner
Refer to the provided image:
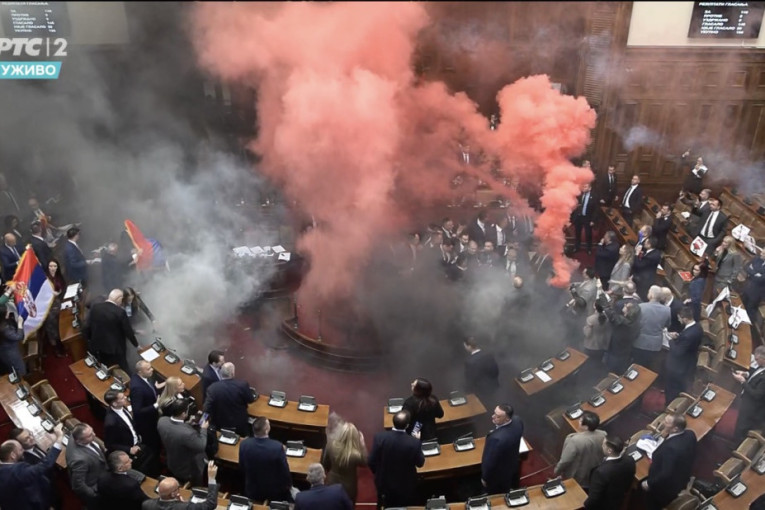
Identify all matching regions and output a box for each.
[0,61,61,79]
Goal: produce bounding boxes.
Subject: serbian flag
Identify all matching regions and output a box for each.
[10,245,55,340]
[124,219,154,271]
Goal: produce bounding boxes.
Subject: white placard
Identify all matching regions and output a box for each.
[140,349,160,362]
[534,370,552,383]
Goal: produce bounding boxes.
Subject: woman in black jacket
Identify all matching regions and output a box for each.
[403,378,444,441]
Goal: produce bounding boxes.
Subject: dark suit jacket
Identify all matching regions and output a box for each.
[481,418,524,494]
[65,440,107,503]
[466,219,490,246]
[738,368,765,436]
[87,300,138,356]
[64,240,89,284]
[22,446,49,465]
[369,429,425,506]
[647,430,697,507]
[667,298,683,333]
[97,471,149,510]
[403,396,444,441]
[157,416,207,484]
[294,483,353,510]
[239,436,293,502]
[104,408,140,454]
[129,374,160,448]
[141,481,218,510]
[0,443,61,510]
[464,350,500,402]
[29,235,53,270]
[665,323,703,379]
[201,364,221,401]
[571,190,597,222]
[0,244,21,281]
[598,172,618,205]
[584,455,636,510]
[652,215,673,251]
[594,241,619,281]
[631,249,661,297]
[621,184,643,212]
[695,210,728,248]
[204,378,255,436]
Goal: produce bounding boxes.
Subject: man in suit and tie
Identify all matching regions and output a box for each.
[572,182,597,254]
[594,231,619,290]
[555,411,607,490]
[661,287,684,333]
[598,164,619,207]
[240,417,293,503]
[641,414,697,510]
[29,221,53,270]
[142,461,219,510]
[104,389,160,477]
[369,410,425,508]
[652,203,674,251]
[8,427,54,465]
[694,197,728,253]
[584,435,636,510]
[620,174,643,228]
[66,423,108,510]
[466,210,491,246]
[158,398,210,487]
[201,349,225,401]
[86,288,138,373]
[663,307,703,403]
[295,463,353,510]
[733,346,765,441]
[130,360,165,453]
[0,233,21,281]
[463,337,499,408]
[97,450,149,510]
[64,226,94,286]
[686,188,711,234]
[632,236,661,301]
[481,403,524,495]
[204,361,255,437]
[0,422,64,510]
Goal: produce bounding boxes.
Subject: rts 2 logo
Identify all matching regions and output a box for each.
[0,37,68,57]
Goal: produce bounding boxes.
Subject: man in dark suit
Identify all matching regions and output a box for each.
[594,231,620,290]
[0,233,21,281]
[295,463,353,510]
[8,427,51,465]
[652,203,674,251]
[101,242,132,294]
[142,461,219,510]
[97,450,149,510]
[661,287,684,333]
[130,360,164,453]
[584,435,636,510]
[0,422,64,510]
[463,337,499,407]
[686,188,711,234]
[664,307,703,403]
[632,236,662,301]
[733,346,765,441]
[65,423,108,510]
[240,417,293,503]
[103,389,160,477]
[641,414,697,510]
[64,226,92,285]
[86,288,138,373]
[481,403,524,495]
[201,349,225,401]
[157,399,209,487]
[466,210,491,246]
[369,410,425,508]
[598,164,618,207]
[29,221,53,270]
[619,174,643,228]
[571,182,597,253]
[204,361,255,437]
[694,197,728,253]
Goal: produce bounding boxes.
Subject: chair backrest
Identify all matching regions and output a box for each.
[47,399,72,422]
[594,374,619,393]
[33,381,57,403]
[713,457,745,485]
[734,437,762,465]
[666,395,693,415]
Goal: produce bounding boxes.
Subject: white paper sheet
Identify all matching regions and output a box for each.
[534,370,552,383]
[278,252,291,261]
[272,245,286,254]
[63,284,80,300]
[140,349,160,362]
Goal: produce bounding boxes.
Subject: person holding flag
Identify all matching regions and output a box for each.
[0,294,25,376]
[7,245,55,342]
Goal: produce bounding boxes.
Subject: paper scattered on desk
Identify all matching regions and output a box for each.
[63,284,80,300]
[61,301,73,310]
[140,349,160,362]
[729,306,752,327]
[706,286,730,318]
[232,245,291,260]
[534,370,552,383]
[278,252,291,261]
[272,245,286,254]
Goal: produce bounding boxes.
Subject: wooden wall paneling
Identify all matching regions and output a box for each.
[742,103,765,159]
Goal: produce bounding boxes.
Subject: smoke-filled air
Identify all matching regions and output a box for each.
[192,1,597,311]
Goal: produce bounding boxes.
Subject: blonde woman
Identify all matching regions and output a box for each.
[713,235,743,294]
[321,421,367,502]
[157,376,197,416]
[608,244,635,295]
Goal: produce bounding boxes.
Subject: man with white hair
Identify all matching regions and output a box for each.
[294,463,353,510]
[204,362,255,436]
[85,288,138,373]
[633,286,671,371]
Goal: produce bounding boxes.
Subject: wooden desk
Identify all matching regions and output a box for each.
[417,437,531,480]
[710,467,765,509]
[139,347,204,405]
[601,207,638,245]
[140,477,241,510]
[564,365,658,432]
[59,306,86,361]
[407,479,587,509]
[248,397,330,432]
[634,384,736,480]
[515,349,588,396]
[723,295,753,371]
[722,187,765,238]
[383,394,487,430]
[69,358,128,407]
[214,432,322,477]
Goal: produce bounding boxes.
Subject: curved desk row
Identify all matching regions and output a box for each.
[515,348,588,397]
[417,436,531,481]
[214,431,322,478]
[383,394,486,430]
